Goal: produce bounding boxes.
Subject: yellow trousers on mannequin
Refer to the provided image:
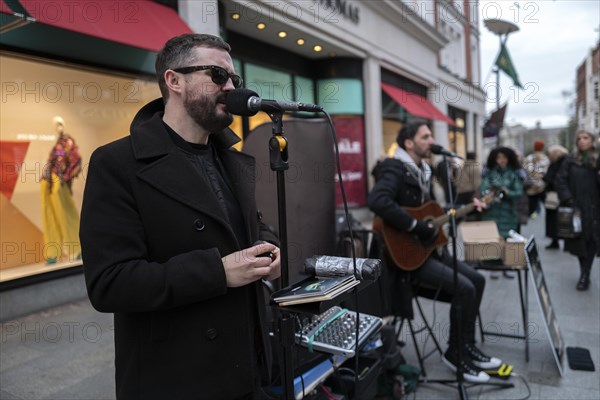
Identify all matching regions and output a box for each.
[40,174,81,263]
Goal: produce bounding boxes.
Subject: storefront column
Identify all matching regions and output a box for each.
[432,118,450,148]
[178,0,220,36]
[363,56,382,188]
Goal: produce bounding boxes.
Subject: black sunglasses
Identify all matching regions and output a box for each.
[172,65,243,88]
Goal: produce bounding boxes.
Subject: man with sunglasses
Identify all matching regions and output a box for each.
[80,34,280,400]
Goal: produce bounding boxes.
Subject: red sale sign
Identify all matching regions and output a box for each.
[332,116,367,208]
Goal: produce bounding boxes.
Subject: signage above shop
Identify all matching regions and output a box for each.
[314,0,360,25]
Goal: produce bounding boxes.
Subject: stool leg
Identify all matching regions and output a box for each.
[414,297,444,356]
[408,320,427,377]
[395,318,406,347]
[478,312,485,343]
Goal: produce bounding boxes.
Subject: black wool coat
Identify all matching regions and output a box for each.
[555,153,600,257]
[368,157,434,232]
[80,99,277,399]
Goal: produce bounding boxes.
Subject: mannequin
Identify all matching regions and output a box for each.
[40,116,82,264]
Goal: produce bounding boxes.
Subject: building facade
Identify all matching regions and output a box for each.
[576,41,600,136]
[189,0,487,203]
[0,0,486,311]
[0,0,192,316]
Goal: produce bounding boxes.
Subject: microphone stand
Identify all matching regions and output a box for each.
[265,111,295,399]
[423,156,513,397]
[444,154,468,400]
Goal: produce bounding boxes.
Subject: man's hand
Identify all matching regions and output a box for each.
[222,242,281,288]
[472,197,488,212]
[412,221,437,242]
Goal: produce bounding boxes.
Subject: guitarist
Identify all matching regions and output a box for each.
[368,119,502,383]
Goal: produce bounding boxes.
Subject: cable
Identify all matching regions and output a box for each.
[331,360,352,400]
[299,374,305,399]
[319,384,338,400]
[420,282,443,359]
[509,372,532,400]
[323,111,361,394]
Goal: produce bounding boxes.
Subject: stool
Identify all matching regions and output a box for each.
[391,282,447,377]
[472,260,529,362]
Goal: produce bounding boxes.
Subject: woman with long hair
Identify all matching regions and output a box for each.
[555,131,600,291]
[480,147,524,278]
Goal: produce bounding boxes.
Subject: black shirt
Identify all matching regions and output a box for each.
[163,122,248,247]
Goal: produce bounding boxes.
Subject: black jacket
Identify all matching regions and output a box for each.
[555,153,600,256]
[368,158,433,232]
[80,99,277,399]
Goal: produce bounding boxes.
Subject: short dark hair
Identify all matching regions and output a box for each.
[396,118,430,149]
[155,33,232,101]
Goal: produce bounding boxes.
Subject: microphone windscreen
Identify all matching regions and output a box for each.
[225,88,259,116]
[429,144,444,155]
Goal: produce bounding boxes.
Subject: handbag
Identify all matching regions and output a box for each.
[557,206,582,239]
[544,191,560,210]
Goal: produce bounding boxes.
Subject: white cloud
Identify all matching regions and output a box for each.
[479,0,599,128]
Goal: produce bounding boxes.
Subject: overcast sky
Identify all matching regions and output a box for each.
[478,0,600,129]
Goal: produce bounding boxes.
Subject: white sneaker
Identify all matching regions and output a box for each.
[442,350,490,383]
[465,344,502,369]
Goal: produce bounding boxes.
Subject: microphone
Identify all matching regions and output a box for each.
[430,144,463,159]
[225,88,323,116]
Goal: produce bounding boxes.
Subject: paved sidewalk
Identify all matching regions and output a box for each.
[401,212,600,399]
[0,212,598,399]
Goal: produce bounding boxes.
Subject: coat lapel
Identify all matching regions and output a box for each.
[130,103,239,240]
[137,151,231,226]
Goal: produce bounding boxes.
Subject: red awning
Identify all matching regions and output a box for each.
[18,0,192,51]
[381,82,455,126]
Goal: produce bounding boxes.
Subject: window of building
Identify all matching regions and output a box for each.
[0,53,160,281]
[447,106,467,158]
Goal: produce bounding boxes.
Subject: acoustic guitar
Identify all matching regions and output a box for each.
[372,192,497,271]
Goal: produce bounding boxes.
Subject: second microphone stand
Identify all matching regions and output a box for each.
[423,155,513,398]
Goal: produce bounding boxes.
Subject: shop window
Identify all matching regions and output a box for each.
[0,54,160,280]
[295,75,316,106]
[447,108,467,159]
[317,78,363,115]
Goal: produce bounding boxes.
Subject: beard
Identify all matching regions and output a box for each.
[183,91,233,133]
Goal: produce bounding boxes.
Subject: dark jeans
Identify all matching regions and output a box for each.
[579,238,598,273]
[413,251,485,348]
[528,193,545,215]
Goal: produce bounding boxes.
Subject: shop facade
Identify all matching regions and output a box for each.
[0,0,191,318]
[211,0,486,203]
[1,0,486,317]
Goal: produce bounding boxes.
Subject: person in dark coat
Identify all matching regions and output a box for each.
[555,130,600,291]
[79,34,281,399]
[542,145,569,249]
[368,119,500,384]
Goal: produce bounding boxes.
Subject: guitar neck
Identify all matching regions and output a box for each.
[432,203,476,227]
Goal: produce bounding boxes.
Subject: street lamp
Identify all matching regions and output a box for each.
[484,18,519,147]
